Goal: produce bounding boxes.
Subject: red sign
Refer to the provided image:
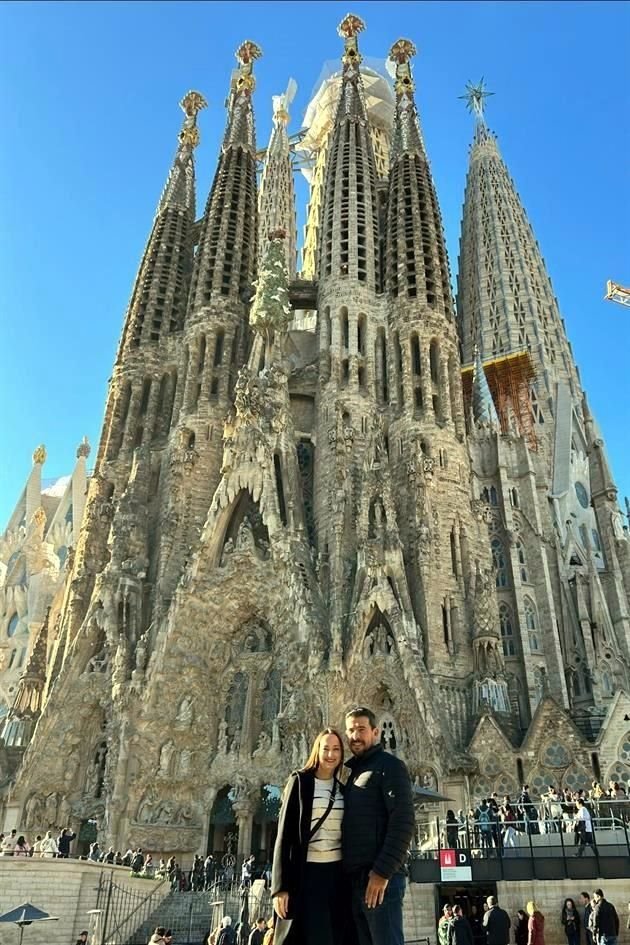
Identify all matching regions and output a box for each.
[440,849,472,882]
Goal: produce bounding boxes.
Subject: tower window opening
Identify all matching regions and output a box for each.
[411,335,421,376]
[341,308,349,350]
[274,454,288,527]
[213,329,225,367]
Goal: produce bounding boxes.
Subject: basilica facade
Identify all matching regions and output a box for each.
[2,15,630,861]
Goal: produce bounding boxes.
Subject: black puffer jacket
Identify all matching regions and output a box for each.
[342,744,414,879]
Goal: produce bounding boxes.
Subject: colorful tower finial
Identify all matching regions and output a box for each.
[234,40,262,96]
[338,13,365,65]
[459,79,494,122]
[178,90,208,149]
[389,37,417,94]
[32,444,46,465]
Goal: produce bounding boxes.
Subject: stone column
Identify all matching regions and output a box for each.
[234,799,256,859]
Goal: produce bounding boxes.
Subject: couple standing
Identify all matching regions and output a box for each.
[271,706,415,945]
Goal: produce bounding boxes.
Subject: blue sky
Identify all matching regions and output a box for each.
[0,0,628,527]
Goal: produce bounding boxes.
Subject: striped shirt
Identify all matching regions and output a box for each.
[307,777,344,863]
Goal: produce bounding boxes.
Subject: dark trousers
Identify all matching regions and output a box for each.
[297,860,345,945]
[350,871,405,945]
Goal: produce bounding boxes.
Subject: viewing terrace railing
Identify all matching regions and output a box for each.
[410,808,630,883]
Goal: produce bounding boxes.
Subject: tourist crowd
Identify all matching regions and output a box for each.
[438,890,624,945]
[440,780,629,856]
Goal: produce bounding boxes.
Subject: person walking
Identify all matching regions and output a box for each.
[589,889,619,945]
[272,727,346,945]
[561,899,580,945]
[483,896,511,945]
[526,902,544,945]
[574,799,597,856]
[514,910,528,945]
[449,905,474,945]
[342,706,415,945]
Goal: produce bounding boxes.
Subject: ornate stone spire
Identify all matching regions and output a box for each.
[318,14,380,289]
[158,90,207,212]
[456,82,581,406]
[385,39,453,312]
[1,611,50,748]
[471,346,499,428]
[258,80,298,279]
[190,41,262,308]
[76,436,91,460]
[119,92,206,351]
[388,38,424,161]
[250,229,292,367]
[223,41,262,154]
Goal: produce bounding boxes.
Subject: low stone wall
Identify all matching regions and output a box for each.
[0,858,170,945]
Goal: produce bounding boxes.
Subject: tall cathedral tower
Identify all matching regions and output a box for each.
[458,83,630,737]
[2,18,630,856]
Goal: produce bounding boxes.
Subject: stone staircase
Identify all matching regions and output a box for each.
[133,891,217,945]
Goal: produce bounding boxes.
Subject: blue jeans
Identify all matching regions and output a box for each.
[350,871,405,945]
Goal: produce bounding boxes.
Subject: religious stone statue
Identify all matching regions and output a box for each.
[253,731,270,757]
[158,740,176,777]
[137,788,157,825]
[178,748,192,777]
[45,792,58,827]
[175,696,194,729]
[218,720,229,753]
[25,794,43,830]
[58,795,72,827]
[363,631,375,659]
[230,727,241,754]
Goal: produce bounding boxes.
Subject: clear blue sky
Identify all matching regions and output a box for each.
[1,0,628,527]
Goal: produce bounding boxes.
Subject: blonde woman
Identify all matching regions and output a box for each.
[526,902,545,945]
[271,728,346,945]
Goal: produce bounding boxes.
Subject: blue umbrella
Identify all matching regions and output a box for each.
[0,902,59,945]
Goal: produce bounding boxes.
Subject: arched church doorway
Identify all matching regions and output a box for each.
[252,784,282,867]
[207,786,238,871]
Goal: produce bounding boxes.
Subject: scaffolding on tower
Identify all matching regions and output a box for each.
[461,348,538,450]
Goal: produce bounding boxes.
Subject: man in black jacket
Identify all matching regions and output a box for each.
[589,889,619,945]
[482,896,511,945]
[342,706,415,945]
[449,905,474,945]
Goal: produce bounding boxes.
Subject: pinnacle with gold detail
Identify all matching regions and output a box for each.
[178,90,207,150]
[32,444,47,466]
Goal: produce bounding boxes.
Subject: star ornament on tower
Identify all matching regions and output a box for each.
[236,40,263,65]
[459,79,495,120]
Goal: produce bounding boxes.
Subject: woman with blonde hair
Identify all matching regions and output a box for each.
[526,901,545,945]
[271,727,347,945]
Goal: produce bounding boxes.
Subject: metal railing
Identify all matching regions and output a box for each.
[410,811,630,883]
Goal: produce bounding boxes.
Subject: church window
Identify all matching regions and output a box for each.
[524,597,539,652]
[442,602,451,649]
[8,649,16,669]
[394,332,404,406]
[575,482,590,509]
[516,541,528,582]
[274,454,288,527]
[579,524,589,548]
[492,538,508,587]
[411,335,421,376]
[65,504,73,525]
[380,717,398,752]
[499,603,516,656]
[57,545,68,566]
[342,359,349,386]
[429,340,439,383]
[357,314,366,356]
[592,529,602,552]
[450,529,458,576]
[489,486,498,506]
[340,308,349,350]
[510,488,519,508]
[213,329,225,367]
[7,613,18,638]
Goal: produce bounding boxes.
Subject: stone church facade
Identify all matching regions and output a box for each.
[2,16,630,861]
